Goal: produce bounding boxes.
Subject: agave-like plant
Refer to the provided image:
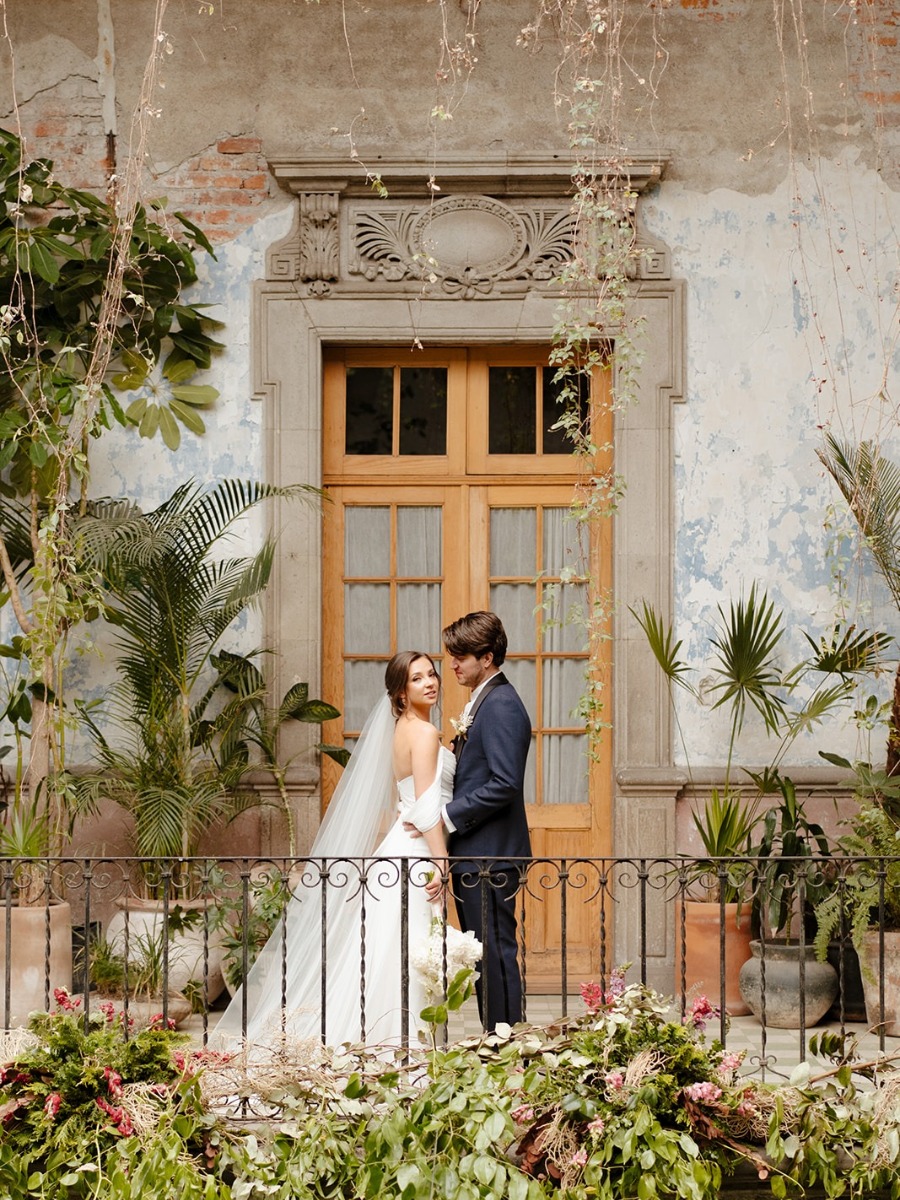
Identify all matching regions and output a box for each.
[70,478,318,888]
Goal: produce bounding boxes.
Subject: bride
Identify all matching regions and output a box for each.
[212,650,456,1052]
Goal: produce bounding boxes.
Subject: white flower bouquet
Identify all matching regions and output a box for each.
[412,915,482,1003]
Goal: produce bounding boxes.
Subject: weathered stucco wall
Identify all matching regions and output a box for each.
[1,1,899,858]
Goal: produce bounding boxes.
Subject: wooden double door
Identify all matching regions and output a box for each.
[321,345,612,987]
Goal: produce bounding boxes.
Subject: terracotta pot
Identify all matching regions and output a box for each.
[677,900,753,1016]
[738,939,838,1028]
[860,929,900,1037]
[106,896,225,1002]
[0,901,72,1028]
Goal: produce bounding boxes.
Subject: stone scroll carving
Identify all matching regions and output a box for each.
[264,187,669,293]
[264,191,340,291]
[349,197,575,297]
[299,192,340,290]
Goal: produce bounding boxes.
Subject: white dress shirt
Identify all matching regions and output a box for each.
[442,673,498,833]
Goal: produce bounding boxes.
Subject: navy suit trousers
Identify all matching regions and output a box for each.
[452,866,523,1031]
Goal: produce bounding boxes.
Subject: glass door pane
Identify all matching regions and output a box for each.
[339,503,444,736]
[488,502,589,811]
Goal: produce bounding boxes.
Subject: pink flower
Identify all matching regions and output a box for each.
[683,1081,723,1104]
[580,967,627,1013]
[604,1070,625,1092]
[96,1096,135,1137]
[718,1051,744,1075]
[570,1148,588,1168]
[53,988,80,1013]
[606,966,627,999]
[587,1116,606,1136]
[149,1013,177,1031]
[685,994,720,1031]
[104,1067,123,1098]
[511,1104,535,1125]
[43,1092,61,1119]
[580,981,604,1012]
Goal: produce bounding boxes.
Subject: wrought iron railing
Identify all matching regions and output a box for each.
[1,855,898,1081]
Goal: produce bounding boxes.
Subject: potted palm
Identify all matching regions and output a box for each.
[633,588,889,1018]
[69,478,317,1001]
[677,789,760,1015]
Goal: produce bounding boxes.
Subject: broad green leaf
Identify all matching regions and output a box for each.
[789,1061,811,1087]
[162,353,200,384]
[28,439,49,467]
[296,699,341,723]
[397,1164,420,1190]
[169,398,207,435]
[111,372,148,390]
[483,1110,506,1141]
[126,396,148,423]
[158,405,181,450]
[139,402,160,439]
[170,383,218,407]
[473,1156,498,1186]
[27,236,60,283]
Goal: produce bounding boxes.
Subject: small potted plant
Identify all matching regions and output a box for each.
[678,788,761,1015]
[87,927,194,1029]
[737,771,838,1028]
[212,869,292,996]
[813,756,900,1034]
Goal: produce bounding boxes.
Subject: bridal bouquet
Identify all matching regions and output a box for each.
[412,915,482,1003]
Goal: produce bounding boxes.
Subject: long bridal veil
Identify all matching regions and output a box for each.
[212,694,398,1052]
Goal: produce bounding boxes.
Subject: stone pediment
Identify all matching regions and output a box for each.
[264,155,670,296]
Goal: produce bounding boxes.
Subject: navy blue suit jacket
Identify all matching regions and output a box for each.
[446,674,532,872]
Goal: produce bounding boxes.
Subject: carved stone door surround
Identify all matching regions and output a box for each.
[253,156,686,989]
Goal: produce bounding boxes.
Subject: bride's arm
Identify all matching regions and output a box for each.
[409,723,448,890]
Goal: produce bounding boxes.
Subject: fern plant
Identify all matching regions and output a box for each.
[813,781,900,966]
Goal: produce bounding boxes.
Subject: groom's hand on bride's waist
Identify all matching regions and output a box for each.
[402,820,422,838]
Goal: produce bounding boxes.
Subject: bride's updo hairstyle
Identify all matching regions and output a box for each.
[385,650,440,718]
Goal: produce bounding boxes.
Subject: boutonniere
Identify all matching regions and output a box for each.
[450,712,474,741]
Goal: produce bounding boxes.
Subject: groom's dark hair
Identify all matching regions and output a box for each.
[442,611,507,667]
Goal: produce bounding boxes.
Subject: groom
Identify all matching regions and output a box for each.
[438,611,532,1031]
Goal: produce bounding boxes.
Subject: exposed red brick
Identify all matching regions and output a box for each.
[33,118,68,137]
[240,173,268,190]
[216,136,262,155]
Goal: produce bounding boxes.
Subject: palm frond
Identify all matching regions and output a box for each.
[0,497,34,579]
[800,622,894,677]
[629,600,695,694]
[818,434,900,612]
[785,680,855,741]
[708,584,786,736]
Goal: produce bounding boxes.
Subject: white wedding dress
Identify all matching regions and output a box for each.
[212,725,456,1054]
